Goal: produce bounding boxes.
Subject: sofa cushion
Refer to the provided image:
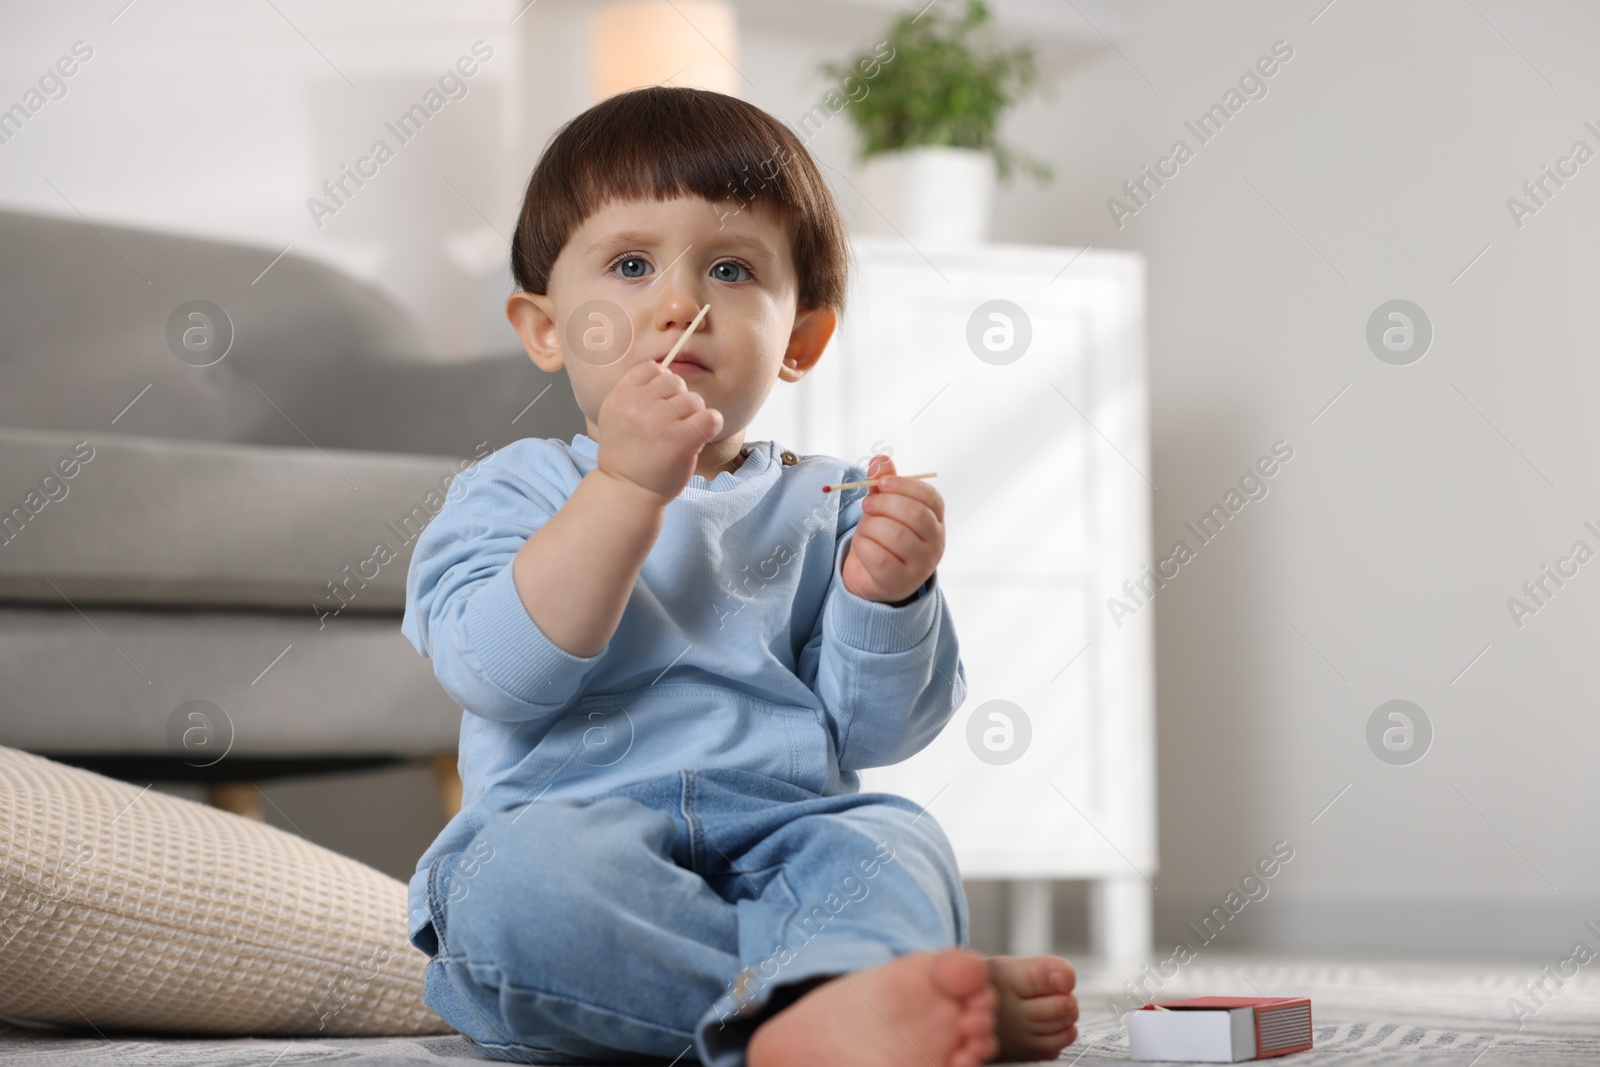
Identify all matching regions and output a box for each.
[0,427,488,613]
[0,744,453,1036]
[0,209,585,458]
[0,604,462,756]
[0,208,422,447]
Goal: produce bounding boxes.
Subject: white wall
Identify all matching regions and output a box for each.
[0,0,524,357]
[991,0,1597,954]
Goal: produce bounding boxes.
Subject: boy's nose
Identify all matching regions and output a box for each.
[658,297,707,334]
[651,256,706,328]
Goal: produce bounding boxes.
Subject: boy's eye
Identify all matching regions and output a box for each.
[614,255,650,279]
[710,260,753,283]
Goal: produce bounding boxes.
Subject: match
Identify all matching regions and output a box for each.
[659,303,711,369]
[822,471,937,493]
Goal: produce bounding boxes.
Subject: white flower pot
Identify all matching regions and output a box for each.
[857,145,995,246]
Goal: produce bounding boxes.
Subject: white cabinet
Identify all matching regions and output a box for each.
[750,236,1156,962]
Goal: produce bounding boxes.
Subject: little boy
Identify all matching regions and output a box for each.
[401,86,1079,1066]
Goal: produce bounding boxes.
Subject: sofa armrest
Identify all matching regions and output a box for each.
[0,427,474,613]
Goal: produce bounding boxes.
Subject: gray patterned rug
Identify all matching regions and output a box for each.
[1,956,1594,1064]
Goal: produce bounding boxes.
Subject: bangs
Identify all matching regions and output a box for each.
[511,86,850,314]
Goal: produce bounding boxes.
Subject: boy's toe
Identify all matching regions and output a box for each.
[932,948,992,1001]
[1018,992,1078,1025]
[1032,956,1075,995]
[990,954,1076,998]
[957,998,996,1036]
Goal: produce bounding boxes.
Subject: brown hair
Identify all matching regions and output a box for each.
[510,86,851,314]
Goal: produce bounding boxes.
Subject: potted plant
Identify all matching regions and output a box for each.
[820,0,1053,245]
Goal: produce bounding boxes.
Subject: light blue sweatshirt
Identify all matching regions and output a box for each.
[400,432,967,944]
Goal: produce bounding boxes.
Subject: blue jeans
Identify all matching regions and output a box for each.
[410,767,970,1065]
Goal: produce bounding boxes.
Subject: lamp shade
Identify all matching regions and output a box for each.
[590,0,738,100]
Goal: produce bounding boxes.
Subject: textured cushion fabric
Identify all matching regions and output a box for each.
[0,745,453,1036]
[0,209,583,459]
[0,426,475,612]
[0,605,461,756]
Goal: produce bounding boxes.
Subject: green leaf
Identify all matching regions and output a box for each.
[816,0,1052,186]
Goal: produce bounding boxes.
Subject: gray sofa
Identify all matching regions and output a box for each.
[0,210,583,808]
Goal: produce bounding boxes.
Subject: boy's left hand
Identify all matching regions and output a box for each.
[841,455,945,605]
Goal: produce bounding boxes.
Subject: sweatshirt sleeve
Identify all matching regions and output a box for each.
[399,443,608,723]
[801,478,969,772]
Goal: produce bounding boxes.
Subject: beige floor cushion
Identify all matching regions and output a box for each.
[0,745,452,1037]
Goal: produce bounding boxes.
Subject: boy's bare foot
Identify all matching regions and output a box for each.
[747,948,998,1067]
[985,954,1079,1062]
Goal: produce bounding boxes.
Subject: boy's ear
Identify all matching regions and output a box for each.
[505,291,564,372]
[778,305,837,383]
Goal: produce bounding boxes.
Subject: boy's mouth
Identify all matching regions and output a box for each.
[660,351,710,374]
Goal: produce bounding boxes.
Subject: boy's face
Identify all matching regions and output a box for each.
[507,193,836,444]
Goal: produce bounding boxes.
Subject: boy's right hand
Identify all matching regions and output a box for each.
[595,359,724,506]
